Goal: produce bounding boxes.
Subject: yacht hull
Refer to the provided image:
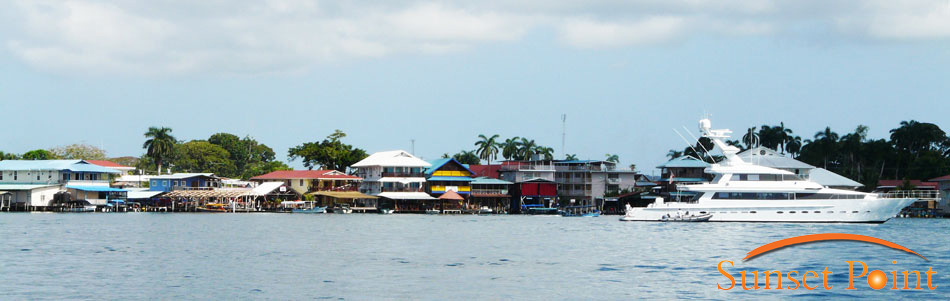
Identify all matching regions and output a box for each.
[621,198,916,223]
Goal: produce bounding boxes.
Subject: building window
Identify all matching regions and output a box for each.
[300,179,304,186]
[14,171,17,181]
[163,180,168,186]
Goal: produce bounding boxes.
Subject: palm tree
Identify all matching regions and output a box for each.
[500,137,521,160]
[565,154,578,160]
[535,146,555,160]
[742,127,759,149]
[813,127,839,169]
[474,134,500,164]
[605,153,619,163]
[666,150,683,159]
[785,136,803,157]
[778,122,794,153]
[519,138,538,160]
[143,127,176,175]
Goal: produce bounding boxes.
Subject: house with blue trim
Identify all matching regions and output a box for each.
[0,160,122,210]
[424,158,474,197]
[148,173,221,192]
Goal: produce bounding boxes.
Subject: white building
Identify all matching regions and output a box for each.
[0,160,122,209]
[352,150,435,209]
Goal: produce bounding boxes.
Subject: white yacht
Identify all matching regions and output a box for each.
[622,119,917,223]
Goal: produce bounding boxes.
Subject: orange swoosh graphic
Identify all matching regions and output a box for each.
[743,233,927,261]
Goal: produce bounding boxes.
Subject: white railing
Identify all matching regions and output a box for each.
[879,190,940,201]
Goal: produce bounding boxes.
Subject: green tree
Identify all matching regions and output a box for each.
[0,151,17,160]
[474,134,500,164]
[172,141,236,175]
[452,150,480,165]
[518,138,538,160]
[742,127,759,149]
[666,150,683,160]
[143,127,176,175]
[605,153,619,163]
[500,137,521,160]
[208,132,278,178]
[534,146,554,160]
[22,149,57,160]
[565,154,578,160]
[288,130,369,172]
[50,143,107,160]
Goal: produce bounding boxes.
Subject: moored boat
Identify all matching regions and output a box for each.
[197,203,228,213]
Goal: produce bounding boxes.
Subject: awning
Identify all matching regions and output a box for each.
[378,177,427,184]
[127,190,163,199]
[0,184,56,191]
[377,192,437,200]
[310,191,378,199]
[438,190,464,201]
[66,185,127,192]
[164,189,250,198]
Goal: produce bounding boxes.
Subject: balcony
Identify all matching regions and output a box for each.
[381,172,426,178]
[471,189,508,195]
[380,187,425,193]
[500,164,554,172]
[607,178,621,184]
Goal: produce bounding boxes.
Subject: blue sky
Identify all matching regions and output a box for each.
[1,1,949,174]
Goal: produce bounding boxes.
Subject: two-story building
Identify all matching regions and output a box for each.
[250,170,371,209]
[148,173,221,192]
[0,160,123,210]
[930,175,950,217]
[352,150,436,212]
[470,177,512,213]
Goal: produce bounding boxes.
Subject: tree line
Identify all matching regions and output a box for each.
[667,120,950,188]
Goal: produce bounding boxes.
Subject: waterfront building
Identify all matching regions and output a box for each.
[469,177,512,213]
[929,175,950,217]
[148,173,221,192]
[876,179,940,217]
[352,150,435,212]
[657,156,711,201]
[0,160,122,210]
[511,178,558,213]
[250,170,370,209]
[553,160,637,208]
[113,174,153,188]
[250,170,362,194]
[425,158,474,211]
[469,164,501,178]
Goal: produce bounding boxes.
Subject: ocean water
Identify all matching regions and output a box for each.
[0,213,947,300]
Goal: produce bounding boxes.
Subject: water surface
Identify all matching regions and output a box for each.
[0,214,946,299]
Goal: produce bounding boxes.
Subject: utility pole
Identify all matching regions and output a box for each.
[411,139,415,155]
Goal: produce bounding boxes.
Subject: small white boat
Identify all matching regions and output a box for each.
[661,213,713,222]
[478,206,493,215]
[379,208,395,214]
[425,209,440,215]
[334,204,353,214]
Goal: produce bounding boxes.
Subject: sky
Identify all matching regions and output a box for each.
[1,0,949,174]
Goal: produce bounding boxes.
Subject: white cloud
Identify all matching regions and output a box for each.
[558,16,688,48]
[2,0,949,75]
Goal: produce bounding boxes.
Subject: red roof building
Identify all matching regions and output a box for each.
[876,180,938,190]
[469,164,501,179]
[930,175,950,182]
[86,160,135,174]
[250,170,361,195]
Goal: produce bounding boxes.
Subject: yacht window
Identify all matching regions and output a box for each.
[748,174,760,181]
[758,174,779,181]
[789,211,796,214]
[777,211,784,214]
[801,211,807,214]
[852,211,859,213]
[750,211,757,213]
[731,174,748,181]
[782,174,802,181]
[826,211,833,213]
[713,192,791,200]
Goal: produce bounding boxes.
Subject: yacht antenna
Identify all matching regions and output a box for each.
[682,126,714,161]
[673,129,708,163]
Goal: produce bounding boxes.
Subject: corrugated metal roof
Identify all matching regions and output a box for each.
[471,177,512,185]
[425,158,475,175]
[250,170,360,180]
[66,185,127,192]
[657,156,710,168]
[0,160,120,173]
[151,173,215,180]
[351,150,431,167]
